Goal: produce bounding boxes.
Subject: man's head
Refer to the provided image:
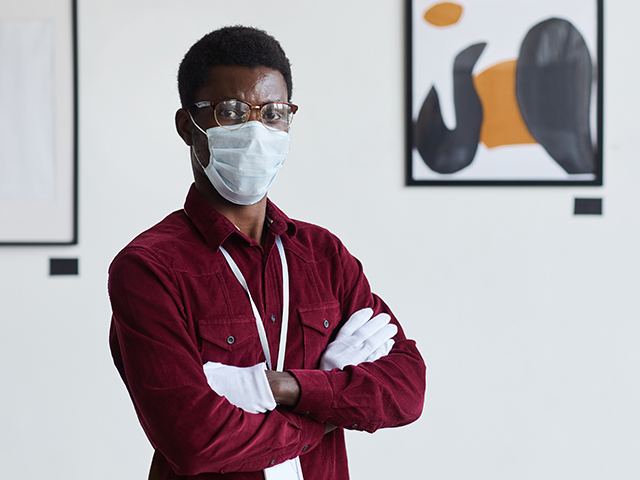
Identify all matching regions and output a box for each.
[175,26,295,209]
[177,25,293,109]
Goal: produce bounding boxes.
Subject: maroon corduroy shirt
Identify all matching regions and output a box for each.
[109,184,426,479]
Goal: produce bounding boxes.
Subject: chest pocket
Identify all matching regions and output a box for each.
[198,318,262,367]
[298,302,342,369]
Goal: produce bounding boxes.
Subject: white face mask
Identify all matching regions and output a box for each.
[191,118,290,206]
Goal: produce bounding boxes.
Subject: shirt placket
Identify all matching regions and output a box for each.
[261,242,283,370]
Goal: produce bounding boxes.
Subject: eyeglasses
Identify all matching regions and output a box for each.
[191,99,299,132]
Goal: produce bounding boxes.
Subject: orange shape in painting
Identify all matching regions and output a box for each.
[424,2,464,27]
[473,60,537,149]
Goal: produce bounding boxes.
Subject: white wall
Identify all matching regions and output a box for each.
[1,1,639,478]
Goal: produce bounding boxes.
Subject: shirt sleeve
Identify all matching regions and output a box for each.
[287,242,427,433]
[108,246,325,476]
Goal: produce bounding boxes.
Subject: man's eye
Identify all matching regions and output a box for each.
[264,111,283,121]
[219,109,240,118]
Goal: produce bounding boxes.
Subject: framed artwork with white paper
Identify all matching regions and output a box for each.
[0,0,77,244]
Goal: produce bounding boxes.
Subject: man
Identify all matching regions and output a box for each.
[109,25,426,480]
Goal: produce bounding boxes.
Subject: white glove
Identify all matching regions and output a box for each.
[203,361,277,414]
[319,308,397,371]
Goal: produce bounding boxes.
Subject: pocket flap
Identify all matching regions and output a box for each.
[297,302,341,335]
[199,319,256,351]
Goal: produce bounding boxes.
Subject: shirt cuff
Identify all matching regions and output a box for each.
[277,407,326,457]
[288,369,334,423]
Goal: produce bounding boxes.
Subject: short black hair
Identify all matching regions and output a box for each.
[177,25,293,108]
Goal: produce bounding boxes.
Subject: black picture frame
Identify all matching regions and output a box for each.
[0,0,78,244]
[406,0,603,186]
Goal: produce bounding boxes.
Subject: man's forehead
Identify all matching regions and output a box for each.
[197,65,288,102]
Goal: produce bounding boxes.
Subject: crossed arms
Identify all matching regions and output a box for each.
[203,307,397,417]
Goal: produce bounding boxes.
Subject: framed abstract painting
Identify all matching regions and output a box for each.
[0,0,77,244]
[406,0,603,185]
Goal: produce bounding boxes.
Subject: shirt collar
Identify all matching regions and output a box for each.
[183,184,297,250]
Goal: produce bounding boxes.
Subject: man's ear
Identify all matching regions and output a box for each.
[175,108,194,146]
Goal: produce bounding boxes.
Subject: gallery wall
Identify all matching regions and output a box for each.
[1,1,639,479]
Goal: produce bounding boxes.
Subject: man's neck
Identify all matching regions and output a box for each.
[227,206,267,244]
[194,175,268,245]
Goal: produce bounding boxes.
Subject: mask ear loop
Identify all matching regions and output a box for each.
[187,110,207,135]
[187,110,209,171]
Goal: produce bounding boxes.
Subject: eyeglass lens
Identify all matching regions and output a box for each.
[214,101,294,131]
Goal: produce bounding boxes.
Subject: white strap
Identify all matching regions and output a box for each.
[219,236,290,372]
[275,236,289,372]
[264,457,304,480]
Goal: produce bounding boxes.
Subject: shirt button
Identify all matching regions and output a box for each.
[226,335,235,345]
[269,460,276,466]
[304,411,311,416]
[271,315,276,323]
[302,445,310,452]
[323,320,330,328]
[350,424,358,429]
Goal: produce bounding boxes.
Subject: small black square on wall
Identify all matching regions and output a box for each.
[50,258,79,275]
[574,198,602,215]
